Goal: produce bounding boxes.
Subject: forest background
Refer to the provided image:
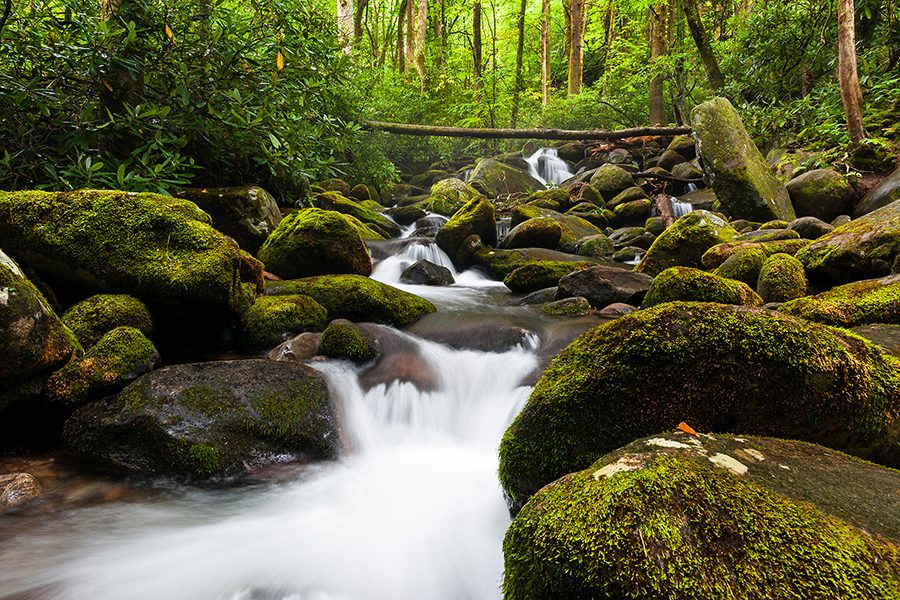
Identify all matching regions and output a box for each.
[0,0,897,204]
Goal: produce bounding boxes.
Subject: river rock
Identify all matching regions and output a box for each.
[575,234,614,257]
[319,319,379,362]
[510,205,602,252]
[780,274,899,327]
[757,252,807,303]
[63,360,338,479]
[435,196,497,267]
[784,169,854,222]
[267,332,321,363]
[667,135,696,159]
[855,166,900,217]
[504,261,593,294]
[503,432,900,599]
[0,473,42,509]
[788,216,835,239]
[500,217,563,250]
[642,266,762,307]
[635,210,740,276]
[240,294,328,350]
[556,265,653,308]
[542,297,591,317]
[691,97,795,221]
[267,275,435,327]
[851,324,900,356]
[473,247,593,278]
[316,192,400,238]
[176,185,282,254]
[400,260,454,286]
[385,205,427,226]
[590,164,635,200]
[712,247,766,287]
[0,248,81,412]
[61,294,155,349]
[468,159,543,197]
[796,200,900,285]
[424,178,480,216]
[498,302,900,511]
[701,238,812,269]
[0,190,263,321]
[606,186,648,208]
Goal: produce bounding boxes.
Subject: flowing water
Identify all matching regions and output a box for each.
[524,148,573,187]
[0,242,604,600]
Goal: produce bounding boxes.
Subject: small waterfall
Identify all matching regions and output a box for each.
[525,148,573,187]
[671,198,694,218]
[496,217,511,240]
[370,239,456,285]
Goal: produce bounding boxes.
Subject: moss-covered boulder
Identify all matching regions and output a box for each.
[0,249,81,411]
[556,265,653,308]
[542,297,591,317]
[606,186,648,208]
[785,169,854,222]
[504,433,900,600]
[701,238,812,270]
[788,215,835,239]
[500,217,563,250]
[757,252,807,303]
[468,158,543,197]
[318,178,352,196]
[315,191,401,238]
[511,205,603,252]
[692,97,795,221]
[576,234,615,257]
[796,200,900,285]
[240,294,328,350]
[590,164,634,200]
[855,166,900,217]
[498,302,900,511]
[319,319,379,361]
[423,178,479,217]
[46,326,160,406]
[473,247,595,278]
[385,205,427,226]
[503,261,593,294]
[267,275,435,327]
[62,360,338,479]
[61,294,154,349]
[435,196,497,266]
[635,210,740,276]
[712,247,766,287]
[611,199,653,227]
[0,190,263,321]
[257,208,372,279]
[642,267,763,307]
[410,169,449,189]
[780,275,900,326]
[176,186,282,254]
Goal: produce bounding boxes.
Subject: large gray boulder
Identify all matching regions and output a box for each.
[555,265,652,308]
[468,159,544,197]
[855,167,900,217]
[176,185,282,254]
[785,169,854,222]
[691,97,795,221]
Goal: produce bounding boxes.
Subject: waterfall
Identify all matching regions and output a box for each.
[671,198,694,218]
[525,148,573,187]
[0,330,540,600]
[496,217,511,240]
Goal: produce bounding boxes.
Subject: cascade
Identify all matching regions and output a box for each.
[524,148,573,187]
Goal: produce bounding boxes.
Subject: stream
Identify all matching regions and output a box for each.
[0,239,604,600]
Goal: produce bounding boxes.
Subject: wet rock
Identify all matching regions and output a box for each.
[556,265,653,308]
[0,473,42,509]
[542,297,591,317]
[854,166,900,217]
[399,260,455,286]
[642,266,762,307]
[575,234,615,257]
[500,217,563,251]
[513,287,559,305]
[504,261,594,294]
[850,324,900,356]
[315,192,400,238]
[788,216,835,240]
[435,196,497,267]
[176,185,282,254]
[267,332,321,363]
[385,205,427,226]
[240,295,328,350]
[473,247,595,279]
[596,302,636,317]
[468,159,543,197]
[635,210,740,276]
[785,169,854,222]
[510,205,603,252]
[611,246,645,264]
[319,319,379,362]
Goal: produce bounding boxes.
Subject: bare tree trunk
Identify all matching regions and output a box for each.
[396,0,407,71]
[337,0,354,53]
[405,0,415,73]
[671,0,687,124]
[568,0,583,95]
[649,3,666,125]
[473,0,482,92]
[838,0,866,146]
[354,0,368,41]
[510,0,528,126]
[415,0,428,88]
[541,0,551,106]
[682,0,724,91]
[435,0,445,67]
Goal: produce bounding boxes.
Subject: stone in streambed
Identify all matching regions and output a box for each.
[555,265,653,308]
[435,196,497,267]
[635,210,740,276]
[788,216,835,240]
[468,159,543,197]
[854,166,900,217]
[701,238,812,270]
[642,267,762,308]
[504,262,594,294]
[61,294,155,349]
[779,275,900,327]
[240,294,328,350]
[542,297,591,317]
[0,473,42,510]
[712,247,766,287]
[176,185,282,254]
[315,191,400,238]
[399,260,454,286]
[319,319,379,362]
[785,169,854,222]
[756,253,807,303]
[500,217,563,250]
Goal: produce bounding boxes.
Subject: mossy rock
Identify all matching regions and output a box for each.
[691,97,796,221]
[61,294,154,349]
[467,159,543,197]
[257,208,372,279]
[635,210,740,276]
[241,294,328,350]
[701,238,812,270]
[611,199,652,226]
[788,216,835,240]
[0,190,263,321]
[503,261,594,294]
[590,164,634,200]
[642,267,762,308]
[757,252,807,303]
[528,188,571,210]
[473,247,598,279]
[739,228,800,243]
[46,326,160,406]
[712,247,766,287]
[176,185,282,254]
[511,205,603,251]
[500,217,563,250]
[385,205,427,226]
[342,213,388,240]
[319,319,378,361]
[0,249,81,412]
[435,196,497,266]
[318,178,352,195]
[62,360,338,479]
[424,178,479,216]
[315,191,400,238]
[542,297,591,317]
[576,234,615,257]
[606,186,648,209]
[780,275,900,327]
[785,169,854,222]
[410,169,449,189]
[504,434,900,600]
[266,275,435,327]
[667,135,697,159]
[855,167,900,217]
[796,200,900,285]
[498,302,900,511]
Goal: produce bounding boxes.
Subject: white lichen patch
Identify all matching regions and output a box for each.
[646,438,692,449]
[733,438,747,443]
[744,448,765,461]
[0,287,8,306]
[708,453,748,476]
[0,249,23,278]
[593,454,646,480]
[779,464,791,470]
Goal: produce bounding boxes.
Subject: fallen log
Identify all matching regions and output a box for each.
[633,170,704,184]
[653,193,677,229]
[362,120,692,141]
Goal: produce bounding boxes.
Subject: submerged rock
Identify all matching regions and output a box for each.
[399,260,454,286]
[63,360,338,479]
[0,473,42,510]
[498,302,900,511]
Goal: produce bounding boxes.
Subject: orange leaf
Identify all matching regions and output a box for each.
[677,422,698,436]
[276,51,285,71]
[165,24,176,44]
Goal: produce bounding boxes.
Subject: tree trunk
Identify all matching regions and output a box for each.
[396,0,407,71]
[649,3,666,126]
[337,0,353,53]
[354,0,368,41]
[541,0,551,105]
[838,0,866,146]
[671,0,687,125]
[568,0,583,95]
[510,0,527,126]
[653,194,677,229]
[473,0,482,91]
[682,0,724,91]
[415,0,428,88]
[362,120,692,139]
[405,0,415,73]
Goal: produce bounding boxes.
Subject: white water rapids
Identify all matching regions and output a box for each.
[0,274,540,600]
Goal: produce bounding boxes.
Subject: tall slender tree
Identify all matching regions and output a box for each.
[510,0,527,126]
[682,0,724,91]
[568,0,584,95]
[473,0,483,92]
[540,0,551,105]
[649,2,666,125]
[838,0,866,145]
[415,0,428,88]
[337,0,354,53]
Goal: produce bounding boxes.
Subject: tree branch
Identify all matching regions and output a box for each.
[362,120,692,140]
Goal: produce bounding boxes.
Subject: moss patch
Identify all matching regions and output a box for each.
[319,319,378,361]
[635,210,740,276]
[757,252,807,303]
[240,294,328,350]
[61,294,154,348]
[780,275,900,326]
[701,238,812,269]
[642,266,763,307]
[504,261,594,294]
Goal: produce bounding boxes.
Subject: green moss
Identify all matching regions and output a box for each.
[590,164,634,198]
[241,294,327,350]
[0,190,262,320]
[179,385,232,417]
[542,297,591,316]
[315,191,400,238]
[642,267,763,307]
[498,302,900,511]
[504,261,594,293]
[501,217,563,250]
[181,443,221,478]
[319,319,378,361]
[780,275,900,326]
[712,247,766,287]
[61,294,154,348]
[702,238,812,269]
[607,186,648,208]
[266,275,435,327]
[635,210,740,276]
[342,213,388,240]
[758,219,789,229]
[510,205,602,249]
[757,253,807,303]
[504,454,900,599]
[435,196,497,262]
[612,199,652,224]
